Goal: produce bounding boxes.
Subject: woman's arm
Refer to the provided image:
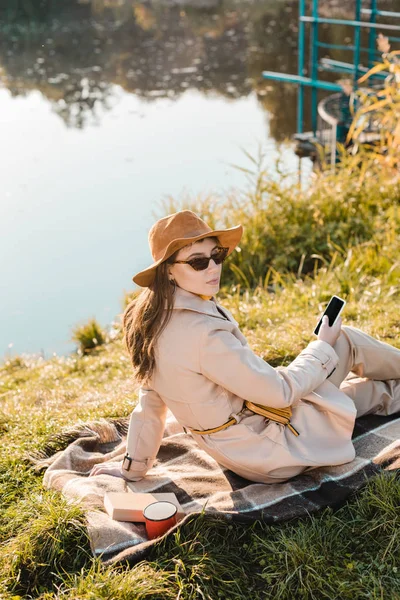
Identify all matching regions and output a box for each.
[89,386,167,480]
[120,386,168,481]
[199,325,339,408]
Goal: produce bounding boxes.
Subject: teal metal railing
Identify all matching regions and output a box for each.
[262,0,400,156]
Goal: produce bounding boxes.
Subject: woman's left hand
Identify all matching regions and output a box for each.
[88,461,124,478]
[317,315,342,347]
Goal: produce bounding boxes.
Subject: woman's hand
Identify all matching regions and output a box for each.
[317,315,342,347]
[88,461,125,478]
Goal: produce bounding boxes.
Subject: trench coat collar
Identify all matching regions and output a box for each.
[169,285,230,321]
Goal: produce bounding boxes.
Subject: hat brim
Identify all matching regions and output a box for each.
[132,224,243,288]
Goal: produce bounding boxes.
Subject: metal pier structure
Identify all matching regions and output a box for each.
[262,0,400,165]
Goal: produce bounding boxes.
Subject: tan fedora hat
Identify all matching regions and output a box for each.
[132,210,243,287]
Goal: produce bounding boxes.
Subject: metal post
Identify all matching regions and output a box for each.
[330,123,337,169]
[297,0,306,134]
[310,0,319,135]
[368,0,377,68]
[298,155,302,189]
[354,0,362,90]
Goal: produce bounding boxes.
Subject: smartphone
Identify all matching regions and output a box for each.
[313,295,346,336]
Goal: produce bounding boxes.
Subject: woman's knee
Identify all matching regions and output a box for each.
[328,330,354,387]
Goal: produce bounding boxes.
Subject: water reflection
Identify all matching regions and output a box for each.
[1,1,398,131]
[0,0,322,136]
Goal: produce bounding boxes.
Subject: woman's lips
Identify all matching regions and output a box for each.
[207,278,219,284]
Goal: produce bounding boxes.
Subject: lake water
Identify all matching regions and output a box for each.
[0,0,396,360]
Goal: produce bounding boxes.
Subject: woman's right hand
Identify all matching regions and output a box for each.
[88,461,125,478]
[317,315,342,347]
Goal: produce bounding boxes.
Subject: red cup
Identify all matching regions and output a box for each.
[143,501,178,540]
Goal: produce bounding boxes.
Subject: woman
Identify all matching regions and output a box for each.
[90,210,400,484]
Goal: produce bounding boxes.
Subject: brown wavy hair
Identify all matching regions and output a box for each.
[123,236,219,385]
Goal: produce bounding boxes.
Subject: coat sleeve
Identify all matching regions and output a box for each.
[199,326,339,408]
[120,386,168,481]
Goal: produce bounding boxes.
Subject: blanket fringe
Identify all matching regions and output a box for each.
[27,416,130,468]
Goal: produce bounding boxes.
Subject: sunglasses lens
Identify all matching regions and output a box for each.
[189,247,228,271]
[212,247,229,264]
[190,258,209,271]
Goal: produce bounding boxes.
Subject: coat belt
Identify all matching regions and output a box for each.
[188,400,300,437]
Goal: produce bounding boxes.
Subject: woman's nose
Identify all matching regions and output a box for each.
[208,258,220,271]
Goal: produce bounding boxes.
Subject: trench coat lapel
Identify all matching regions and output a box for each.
[168,285,235,323]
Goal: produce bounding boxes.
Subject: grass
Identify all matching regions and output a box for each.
[2,153,400,598]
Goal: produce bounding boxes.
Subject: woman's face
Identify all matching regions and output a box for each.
[168,237,222,296]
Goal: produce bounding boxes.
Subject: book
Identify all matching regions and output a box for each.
[104,491,185,523]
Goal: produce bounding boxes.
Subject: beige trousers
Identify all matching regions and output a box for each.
[329,325,400,418]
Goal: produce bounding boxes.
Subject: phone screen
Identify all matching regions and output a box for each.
[314,296,345,336]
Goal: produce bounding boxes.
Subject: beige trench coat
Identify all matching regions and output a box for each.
[122,286,357,484]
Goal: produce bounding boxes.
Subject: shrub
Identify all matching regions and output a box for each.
[346,34,400,178]
[71,318,106,355]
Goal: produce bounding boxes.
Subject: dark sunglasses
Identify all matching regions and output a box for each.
[172,246,229,271]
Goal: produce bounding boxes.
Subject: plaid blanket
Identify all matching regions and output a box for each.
[30,410,400,566]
